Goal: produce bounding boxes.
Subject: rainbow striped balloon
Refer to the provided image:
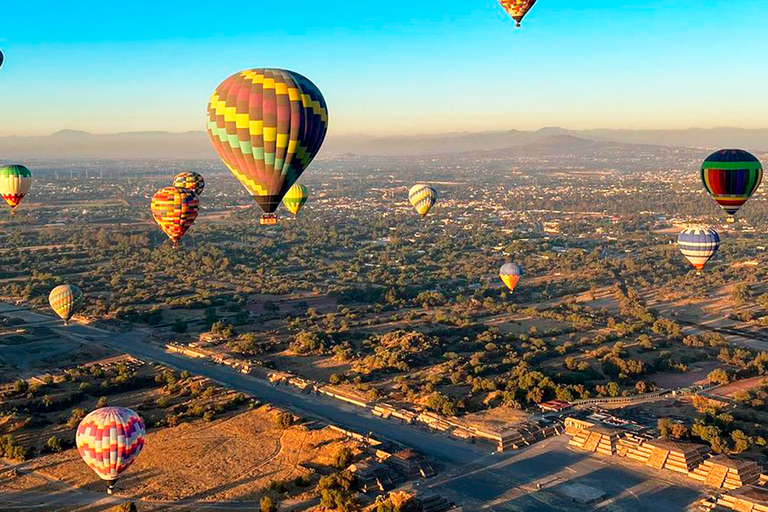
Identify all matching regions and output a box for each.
[76,407,145,494]
[409,185,437,217]
[701,149,763,219]
[49,284,84,324]
[678,227,720,271]
[151,187,199,246]
[283,183,308,216]
[500,263,523,292]
[0,164,32,213]
[173,172,205,196]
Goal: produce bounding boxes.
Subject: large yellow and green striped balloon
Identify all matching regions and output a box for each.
[283,183,308,216]
[49,284,84,324]
[0,164,32,214]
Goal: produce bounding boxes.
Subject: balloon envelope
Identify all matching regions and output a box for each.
[206,69,328,223]
[498,0,538,26]
[283,183,308,216]
[0,50,4,70]
[678,227,720,271]
[49,284,84,323]
[173,172,205,196]
[500,263,523,292]
[0,165,32,212]
[701,149,763,217]
[76,407,145,490]
[151,187,199,245]
[409,185,437,217]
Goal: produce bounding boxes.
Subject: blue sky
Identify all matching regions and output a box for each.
[1,1,767,136]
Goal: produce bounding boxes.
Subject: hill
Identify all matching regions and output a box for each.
[0,127,766,160]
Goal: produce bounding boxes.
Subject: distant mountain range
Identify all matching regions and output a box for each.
[0,127,766,160]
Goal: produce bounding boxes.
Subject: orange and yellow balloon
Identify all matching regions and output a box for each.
[151,187,199,246]
[500,263,523,292]
[498,0,538,27]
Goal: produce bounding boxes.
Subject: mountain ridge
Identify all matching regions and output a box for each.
[0,127,766,160]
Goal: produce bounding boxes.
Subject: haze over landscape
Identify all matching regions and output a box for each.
[2,127,768,160]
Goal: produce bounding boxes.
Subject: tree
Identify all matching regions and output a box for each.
[260,495,278,512]
[97,396,109,408]
[113,503,137,512]
[172,319,188,333]
[707,369,730,386]
[731,430,751,454]
[290,331,326,355]
[318,472,356,512]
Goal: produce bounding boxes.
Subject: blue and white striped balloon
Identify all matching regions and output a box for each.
[677,227,720,271]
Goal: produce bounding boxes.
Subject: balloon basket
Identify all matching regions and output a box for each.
[726,217,736,224]
[260,214,278,226]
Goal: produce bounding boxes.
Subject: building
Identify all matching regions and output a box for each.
[387,449,436,479]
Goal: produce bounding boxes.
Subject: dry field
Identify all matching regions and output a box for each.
[710,376,768,398]
[267,351,351,382]
[0,407,362,511]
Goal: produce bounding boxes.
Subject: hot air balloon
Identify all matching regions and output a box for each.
[500,263,523,292]
[283,183,308,217]
[701,149,763,222]
[151,187,199,247]
[409,185,437,217]
[49,284,84,325]
[0,165,32,214]
[76,407,145,494]
[498,0,538,27]
[678,227,720,272]
[173,172,205,196]
[206,69,328,226]
[0,50,4,71]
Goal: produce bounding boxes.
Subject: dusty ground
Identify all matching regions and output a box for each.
[459,406,529,431]
[710,376,768,398]
[0,407,361,510]
[653,361,720,389]
[267,351,351,383]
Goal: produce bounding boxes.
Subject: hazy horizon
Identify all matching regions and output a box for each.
[2,1,768,137]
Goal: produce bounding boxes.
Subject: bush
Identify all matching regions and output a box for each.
[260,495,278,512]
[45,436,63,453]
[0,435,28,461]
[67,408,86,428]
[13,380,28,394]
[333,447,354,469]
[97,396,109,408]
[276,412,293,429]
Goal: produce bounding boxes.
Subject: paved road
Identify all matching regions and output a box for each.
[0,303,487,465]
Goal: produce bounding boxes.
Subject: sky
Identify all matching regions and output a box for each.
[1,0,767,137]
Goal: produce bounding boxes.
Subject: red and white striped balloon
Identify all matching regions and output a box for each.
[76,407,145,493]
